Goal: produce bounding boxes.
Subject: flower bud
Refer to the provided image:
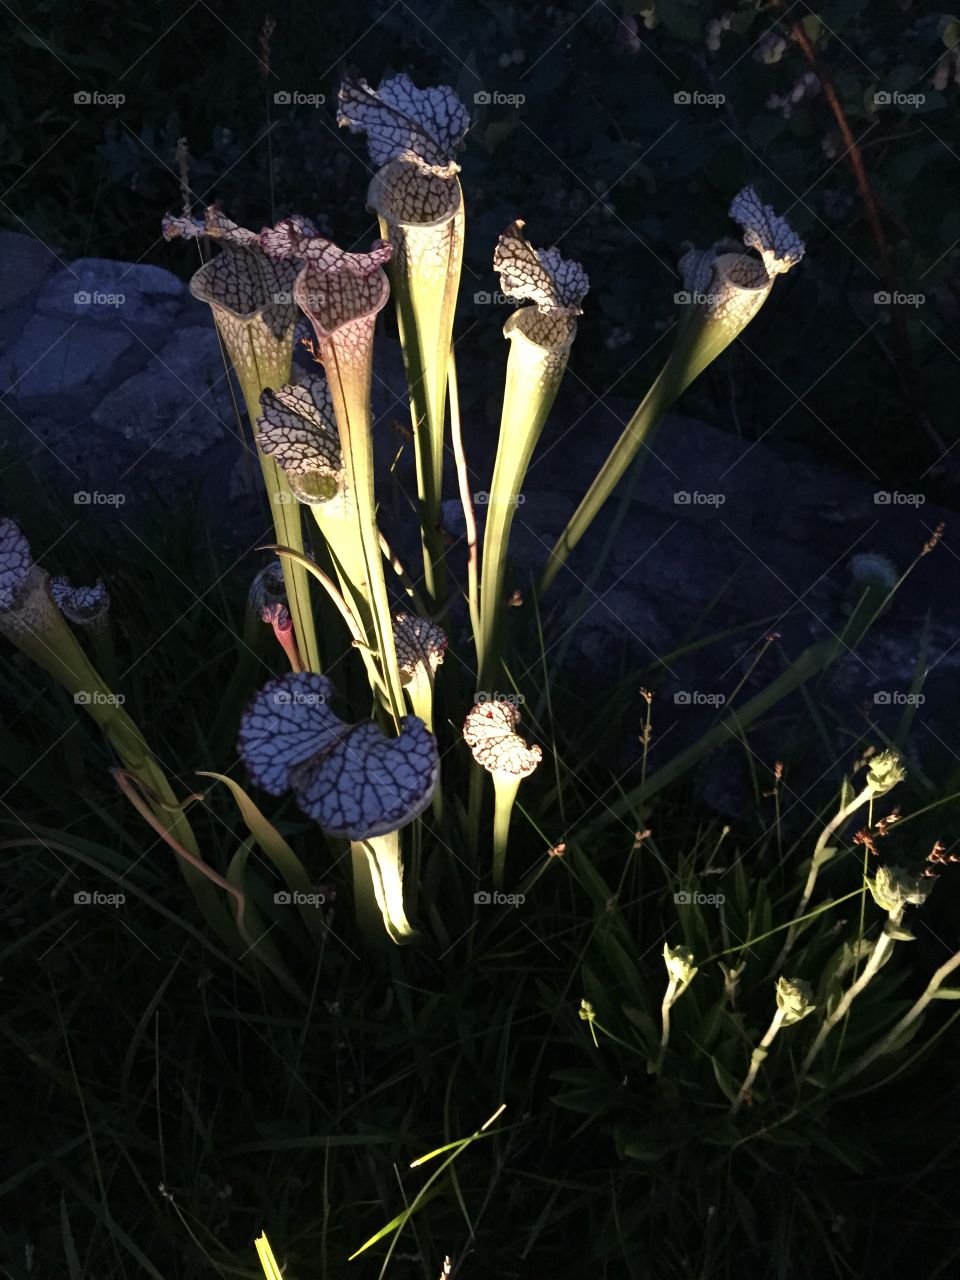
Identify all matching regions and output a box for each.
[867,750,907,796]
[663,943,698,986]
[868,864,931,913]
[775,975,816,1025]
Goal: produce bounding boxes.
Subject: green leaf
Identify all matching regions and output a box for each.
[840,776,856,810]
[199,771,328,948]
[808,1127,865,1172]
[226,842,303,998]
[601,932,645,995]
[883,925,916,942]
[930,988,960,1000]
[622,1002,658,1049]
[551,1086,621,1115]
[698,999,728,1052]
[813,843,838,870]
[711,1054,738,1103]
[571,845,618,914]
[617,1120,695,1162]
[255,1232,284,1280]
[878,1019,924,1056]
[348,1186,443,1260]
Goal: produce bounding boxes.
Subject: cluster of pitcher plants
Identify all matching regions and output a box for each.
[4,72,957,1138]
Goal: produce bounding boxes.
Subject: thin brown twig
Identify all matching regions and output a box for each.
[787,19,913,391]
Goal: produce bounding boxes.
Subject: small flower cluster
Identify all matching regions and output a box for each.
[852,808,900,857]
[923,840,959,880]
[706,13,733,53]
[767,71,819,118]
[932,48,960,92]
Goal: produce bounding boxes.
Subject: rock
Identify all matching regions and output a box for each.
[1,412,104,485]
[35,258,186,345]
[0,316,141,411]
[91,326,232,460]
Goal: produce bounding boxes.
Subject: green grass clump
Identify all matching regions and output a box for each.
[3,493,960,1279]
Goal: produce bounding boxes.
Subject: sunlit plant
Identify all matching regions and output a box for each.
[8,63,960,1278]
[476,222,588,690]
[162,205,322,672]
[339,72,469,606]
[463,697,542,887]
[5,71,812,957]
[540,186,805,591]
[0,519,236,946]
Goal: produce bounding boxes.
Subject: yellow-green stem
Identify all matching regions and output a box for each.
[540,297,770,595]
[239,384,321,674]
[370,165,464,606]
[4,586,236,944]
[402,671,442,824]
[838,947,960,1085]
[310,501,391,714]
[731,1009,785,1114]
[321,341,406,730]
[492,773,521,889]
[478,314,572,690]
[352,831,417,945]
[774,784,874,972]
[801,905,905,1073]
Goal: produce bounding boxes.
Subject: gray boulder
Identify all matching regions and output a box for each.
[0,316,141,412]
[92,326,232,460]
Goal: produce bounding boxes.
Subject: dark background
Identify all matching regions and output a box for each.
[4,0,960,489]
